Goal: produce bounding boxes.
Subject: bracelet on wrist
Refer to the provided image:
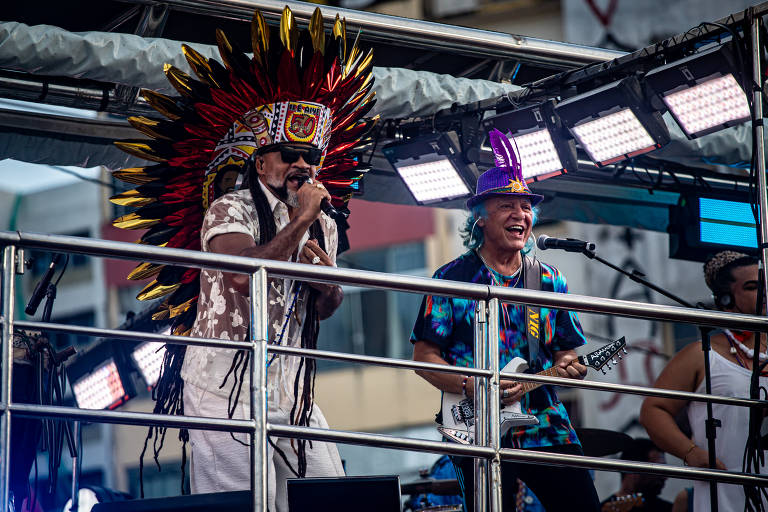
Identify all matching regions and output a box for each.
[683,442,697,466]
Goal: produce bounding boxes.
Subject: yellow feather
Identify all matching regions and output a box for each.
[112,168,156,185]
[164,65,195,97]
[114,142,167,163]
[141,89,181,121]
[182,44,220,88]
[250,10,269,64]
[113,213,161,230]
[309,7,325,54]
[280,6,297,53]
[127,262,164,281]
[109,190,155,207]
[136,280,181,301]
[127,116,168,141]
[216,29,236,72]
[169,296,196,318]
[152,308,170,320]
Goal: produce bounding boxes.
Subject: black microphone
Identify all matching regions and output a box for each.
[536,235,596,253]
[296,177,344,219]
[25,253,63,316]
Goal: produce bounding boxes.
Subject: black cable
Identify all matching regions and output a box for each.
[50,166,115,190]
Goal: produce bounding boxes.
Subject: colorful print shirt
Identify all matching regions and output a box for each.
[410,251,586,449]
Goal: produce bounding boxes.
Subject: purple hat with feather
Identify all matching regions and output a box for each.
[467,129,544,209]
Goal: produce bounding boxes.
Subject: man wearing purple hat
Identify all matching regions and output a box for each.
[410,130,600,511]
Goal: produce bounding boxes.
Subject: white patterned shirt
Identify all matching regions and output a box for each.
[180,182,338,410]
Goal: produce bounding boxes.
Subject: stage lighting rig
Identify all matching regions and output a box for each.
[644,43,750,139]
[483,99,578,182]
[555,76,670,167]
[382,131,479,205]
[67,341,136,410]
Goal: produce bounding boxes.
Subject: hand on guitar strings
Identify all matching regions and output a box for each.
[466,377,525,404]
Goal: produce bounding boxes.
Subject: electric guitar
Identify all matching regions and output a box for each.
[601,493,645,512]
[438,337,627,445]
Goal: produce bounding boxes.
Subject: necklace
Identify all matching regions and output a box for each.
[723,329,768,363]
[475,250,522,287]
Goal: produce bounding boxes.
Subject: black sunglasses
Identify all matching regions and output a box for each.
[257,144,324,166]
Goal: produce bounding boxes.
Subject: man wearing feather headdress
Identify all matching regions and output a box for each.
[410,129,600,511]
[111,6,376,510]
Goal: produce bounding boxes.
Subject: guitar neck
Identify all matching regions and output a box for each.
[519,366,560,395]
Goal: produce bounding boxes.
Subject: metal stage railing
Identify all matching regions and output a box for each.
[2,230,768,512]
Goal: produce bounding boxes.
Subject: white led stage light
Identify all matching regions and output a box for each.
[555,76,670,167]
[383,132,478,205]
[131,340,166,390]
[645,43,751,139]
[72,359,128,410]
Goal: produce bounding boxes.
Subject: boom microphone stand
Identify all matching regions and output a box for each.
[580,246,721,512]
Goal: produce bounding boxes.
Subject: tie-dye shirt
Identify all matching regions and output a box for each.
[410,251,586,449]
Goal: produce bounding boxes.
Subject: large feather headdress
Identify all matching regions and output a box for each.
[466,129,543,208]
[110,6,377,335]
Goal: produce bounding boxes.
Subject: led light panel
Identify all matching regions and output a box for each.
[72,359,127,410]
[132,341,166,389]
[395,158,471,204]
[513,129,564,179]
[663,75,750,137]
[572,109,656,165]
[699,197,757,249]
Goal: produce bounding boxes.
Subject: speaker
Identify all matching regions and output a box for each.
[92,491,250,511]
[287,475,401,512]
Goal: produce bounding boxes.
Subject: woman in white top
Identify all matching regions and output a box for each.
[640,251,766,512]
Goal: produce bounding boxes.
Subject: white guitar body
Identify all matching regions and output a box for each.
[436,337,627,445]
[438,357,539,445]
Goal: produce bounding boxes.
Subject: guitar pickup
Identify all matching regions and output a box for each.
[451,398,475,427]
[438,426,474,445]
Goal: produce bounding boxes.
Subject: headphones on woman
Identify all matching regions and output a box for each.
[715,292,734,309]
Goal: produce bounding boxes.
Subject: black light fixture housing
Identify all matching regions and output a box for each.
[483,99,578,183]
[644,42,751,139]
[555,76,671,167]
[382,131,479,205]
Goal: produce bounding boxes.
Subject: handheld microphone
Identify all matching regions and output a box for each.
[296,177,344,219]
[536,235,596,253]
[25,253,63,316]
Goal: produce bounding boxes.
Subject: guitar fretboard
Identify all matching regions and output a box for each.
[519,366,560,394]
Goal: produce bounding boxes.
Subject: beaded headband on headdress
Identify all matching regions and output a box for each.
[109,6,377,335]
[703,250,752,291]
[466,129,544,208]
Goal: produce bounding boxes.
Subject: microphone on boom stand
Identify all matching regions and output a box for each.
[536,235,596,253]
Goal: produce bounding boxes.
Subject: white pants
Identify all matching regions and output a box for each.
[184,382,345,512]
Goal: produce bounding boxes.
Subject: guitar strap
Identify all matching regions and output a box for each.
[522,255,543,367]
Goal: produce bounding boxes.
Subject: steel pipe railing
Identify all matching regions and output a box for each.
[267,423,768,488]
[497,371,768,409]
[119,0,623,66]
[3,229,768,512]
[19,314,766,410]
[3,231,768,332]
[0,246,16,511]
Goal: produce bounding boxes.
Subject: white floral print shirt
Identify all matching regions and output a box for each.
[180,182,338,410]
